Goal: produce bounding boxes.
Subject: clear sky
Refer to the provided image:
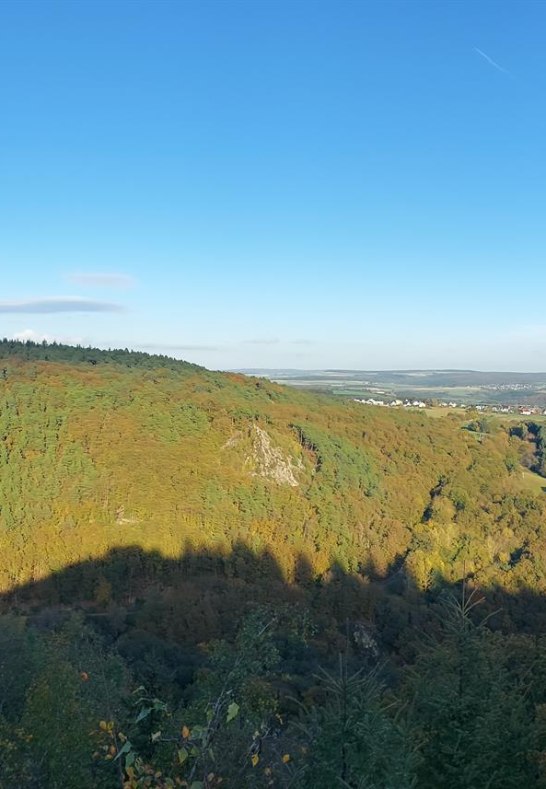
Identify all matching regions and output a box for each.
[1,0,545,371]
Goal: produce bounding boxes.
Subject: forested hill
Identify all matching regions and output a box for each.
[3,348,546,786]
[0,337,203,371]
[0,343,544,593]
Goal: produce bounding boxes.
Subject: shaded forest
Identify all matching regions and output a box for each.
[1,341,546,786]
[3,546,546,788]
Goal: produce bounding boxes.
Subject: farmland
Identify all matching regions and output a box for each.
[240,368,546,410]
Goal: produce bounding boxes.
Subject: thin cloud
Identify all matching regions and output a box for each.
[67,272,136,289]
[243,338,280,345]
[0,298,124,313]
[504,324,546,341]
[474,47,510,75]
[12,329,85,344]
[139,343,223,352]
[243,338,315,346]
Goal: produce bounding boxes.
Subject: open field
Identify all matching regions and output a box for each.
[420,406,546,423]
[489,412,546,424]
[520,469,546,495]
[419,406,465,418]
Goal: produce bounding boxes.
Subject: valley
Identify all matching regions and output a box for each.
[241,368,546,411]
[1,341,546,786]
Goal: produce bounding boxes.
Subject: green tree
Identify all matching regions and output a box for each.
[406,590,539,788]
[298,658,418,788]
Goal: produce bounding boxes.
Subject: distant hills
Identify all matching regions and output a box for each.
[238,368,546,385]
[238,368,546,406]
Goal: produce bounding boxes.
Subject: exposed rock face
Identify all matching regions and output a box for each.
[352,622,379,657]
[249,425,302,486]
[221,432,242,450]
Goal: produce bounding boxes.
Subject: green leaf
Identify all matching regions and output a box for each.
[151,730,161,742]
[190,783,203,789]
[114,741,132,762]
[135,706,152,723]
[178,747,188,764]
[226,702,240,722]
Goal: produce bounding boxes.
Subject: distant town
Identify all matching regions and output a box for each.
[353,397,546,416]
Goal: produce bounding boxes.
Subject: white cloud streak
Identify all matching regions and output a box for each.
[12,329,85,345]
[139,343,223,352]
[242,339,315,346]
[474,47,510,75]
[0,298,124,313]
[243,338,280,345]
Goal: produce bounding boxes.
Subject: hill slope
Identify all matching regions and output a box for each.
[0,340,543,595]
[2,342,546,787]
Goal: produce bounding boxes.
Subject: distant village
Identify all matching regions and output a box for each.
[353,397,546,416]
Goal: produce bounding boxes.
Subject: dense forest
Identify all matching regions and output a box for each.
[0,338,203,372]
[1,340,546,787]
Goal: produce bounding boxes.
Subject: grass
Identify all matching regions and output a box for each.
[492,412,546,424]
[519,469,546,495]
[420,407,546,424]
[422,406,465,419]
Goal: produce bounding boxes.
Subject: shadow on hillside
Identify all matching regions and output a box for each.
[3,542,546,669]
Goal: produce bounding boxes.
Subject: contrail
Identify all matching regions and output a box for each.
[474,47,510,75]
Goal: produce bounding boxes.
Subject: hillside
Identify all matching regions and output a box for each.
[0,338,203,372]
[0,340,544,595]
[2,341,546,787]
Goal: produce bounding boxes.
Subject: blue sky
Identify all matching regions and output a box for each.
[1,0,545,370]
